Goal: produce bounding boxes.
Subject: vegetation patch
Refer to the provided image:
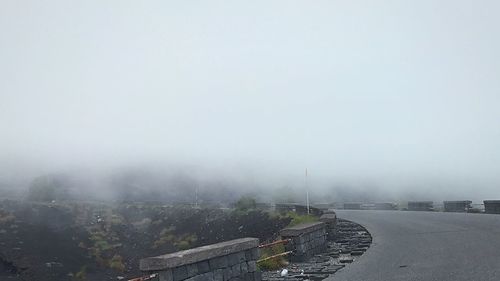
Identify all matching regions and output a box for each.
[284,211,319,227]
[153,227,198,251]
[109,255,125,272]
[0,198,291,280]
[257,244,288,271]
[0,210,15,224]
[73,265,87,281]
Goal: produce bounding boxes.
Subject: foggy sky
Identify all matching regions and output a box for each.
[1,1,500,200]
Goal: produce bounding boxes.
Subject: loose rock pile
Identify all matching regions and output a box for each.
[262,219,372,281]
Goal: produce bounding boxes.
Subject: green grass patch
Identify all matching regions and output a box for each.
[257,244,288,271]
[285,211,318,227]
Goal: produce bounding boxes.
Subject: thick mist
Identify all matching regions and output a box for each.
[1,0,500,202]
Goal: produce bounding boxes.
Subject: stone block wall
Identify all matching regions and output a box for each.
[140,238,262,281]
[319,212,337,241]
[280,222,327,262]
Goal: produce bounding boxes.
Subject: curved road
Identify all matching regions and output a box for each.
[328,210,500,281]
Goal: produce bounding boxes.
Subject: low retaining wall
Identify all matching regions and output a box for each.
[280,222,327,262]
[319,212,337,240]
[374,203,398,210]
[343,203,362,210]
[140,238,262,281]
[408,201,433,211]
[443,200,472,212]
[484,200,500,214]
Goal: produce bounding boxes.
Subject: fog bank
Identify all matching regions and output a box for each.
[1,0,500,201]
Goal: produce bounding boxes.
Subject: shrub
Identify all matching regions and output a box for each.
[234,196,257,212]
[109,255,125,272]
[174,234,198,250]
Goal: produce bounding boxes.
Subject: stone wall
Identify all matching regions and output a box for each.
[280,222,327,262]
[319,212,337,241]
[140,238,261,281]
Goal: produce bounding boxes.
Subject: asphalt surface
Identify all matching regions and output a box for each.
[328,210,500,281]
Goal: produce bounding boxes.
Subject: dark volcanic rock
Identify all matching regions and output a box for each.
[0,200,290,281]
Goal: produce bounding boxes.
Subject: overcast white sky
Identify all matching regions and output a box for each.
[1,1,500,199]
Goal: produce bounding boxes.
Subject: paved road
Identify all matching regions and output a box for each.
[328,210,500,281]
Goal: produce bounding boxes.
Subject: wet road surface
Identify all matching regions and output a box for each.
[328,210,500,281]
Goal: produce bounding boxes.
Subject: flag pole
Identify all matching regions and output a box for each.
[306,168,310,214]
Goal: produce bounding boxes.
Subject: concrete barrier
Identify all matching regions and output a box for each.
[140,238,261,281]
[484,200,500,214]
[343,203,362,210]
[280,222,327,262]
[374,202,398,210]
[408,201,433,211]
[319,211,337,240]
[443,200,472,212]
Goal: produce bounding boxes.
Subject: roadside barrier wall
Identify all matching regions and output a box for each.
[279,222,327,262]
[140,238,261,281]
[319,212,337,240]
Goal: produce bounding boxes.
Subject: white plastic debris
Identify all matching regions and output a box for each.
[280,269,288,277]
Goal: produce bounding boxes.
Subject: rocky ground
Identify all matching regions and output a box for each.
[262,219,372,281]
[0,200,290,281]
